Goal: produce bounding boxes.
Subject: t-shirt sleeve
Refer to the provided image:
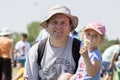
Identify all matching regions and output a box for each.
[90,51,102,62]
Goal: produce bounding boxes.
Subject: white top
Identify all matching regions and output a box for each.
[15,40,31,57]
[35,29,49,42]
[102,44,120,62]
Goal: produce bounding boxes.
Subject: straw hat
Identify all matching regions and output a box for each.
[40,4,78,31]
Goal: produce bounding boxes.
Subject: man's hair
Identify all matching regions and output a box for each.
[21,33,27,38]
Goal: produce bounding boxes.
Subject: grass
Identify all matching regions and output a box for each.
[12,67,18,78]
[101,71,117,80]
[12,67,117,80]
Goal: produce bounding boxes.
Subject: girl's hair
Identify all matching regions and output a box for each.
[100,34,106,45]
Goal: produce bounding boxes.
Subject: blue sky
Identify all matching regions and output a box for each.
[0,0,120,40]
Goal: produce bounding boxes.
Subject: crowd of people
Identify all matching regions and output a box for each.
[0,4,120,80]
[0,28,31,80]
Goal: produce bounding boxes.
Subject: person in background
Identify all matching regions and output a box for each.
[14,33,31,66]
[69,22,106,80]
[0,27,14,80]
[115,56,120,80]
[69,30,79,39]
[35,29,50,43]
[24,4,80,80]
[102,42,120,80]
[12,58,25,80]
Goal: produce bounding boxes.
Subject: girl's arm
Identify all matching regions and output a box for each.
[83,57,101,77]
[80,46,101,77]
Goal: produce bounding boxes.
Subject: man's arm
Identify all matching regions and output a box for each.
[23,45,39,80]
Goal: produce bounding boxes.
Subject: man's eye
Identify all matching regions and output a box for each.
[61,22,65,24]
[52,21,57,24]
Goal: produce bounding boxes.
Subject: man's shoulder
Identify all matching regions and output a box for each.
[25,41,31,45]
[27,43,39,58]
[0,37,12,44]
[16,40,23,44]
[29,42,39,51]
[107,45,120,51]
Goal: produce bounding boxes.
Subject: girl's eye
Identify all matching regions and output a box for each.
[86,33,90,36]
[86,33,98,38]
[94,34,98,37]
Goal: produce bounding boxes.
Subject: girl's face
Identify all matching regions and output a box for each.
[84,29,103,48]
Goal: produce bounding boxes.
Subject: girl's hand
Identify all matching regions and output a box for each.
[79,46,89,58]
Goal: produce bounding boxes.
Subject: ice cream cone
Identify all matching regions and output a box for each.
[84,39,91,46]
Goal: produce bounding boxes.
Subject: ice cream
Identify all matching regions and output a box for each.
[84,39,91,46]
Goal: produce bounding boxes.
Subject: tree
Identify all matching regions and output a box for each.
[27,21,43,45]
[99,39,119,53]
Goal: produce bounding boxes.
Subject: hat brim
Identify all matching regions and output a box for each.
[84,27,103,35]
[40,11,78,31]
[0,32,12,36]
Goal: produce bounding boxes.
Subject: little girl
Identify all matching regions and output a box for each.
[70,22,106,80]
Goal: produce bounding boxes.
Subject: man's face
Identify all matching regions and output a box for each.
[21,35,26,41]
[46,13,71,40]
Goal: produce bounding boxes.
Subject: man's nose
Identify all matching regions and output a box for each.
[55,23,63,29]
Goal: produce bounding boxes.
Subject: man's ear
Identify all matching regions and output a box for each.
[45,22,48,28]
[69,24,73,31]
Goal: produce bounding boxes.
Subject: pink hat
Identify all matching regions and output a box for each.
[84,22,106,35]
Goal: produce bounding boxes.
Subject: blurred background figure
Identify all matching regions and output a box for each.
[0,27,14,80]
[35,29,49,43]
[69,30,79,39]
[12,58,25,80]
[102,42,120,80]
[14,33,31,67]
[115,56,120,80]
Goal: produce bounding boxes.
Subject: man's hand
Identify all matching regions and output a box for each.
[58,73,73,80]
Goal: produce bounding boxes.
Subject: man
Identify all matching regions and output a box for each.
[102,42,120,80]
[14,33,31,66]
[0,27,14,80]
[24,4,80,80]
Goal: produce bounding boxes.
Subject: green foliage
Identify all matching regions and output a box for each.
[12,21,43,47]
[99,39,119,54]
[27,21,43,45]
[12,33,21,47]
